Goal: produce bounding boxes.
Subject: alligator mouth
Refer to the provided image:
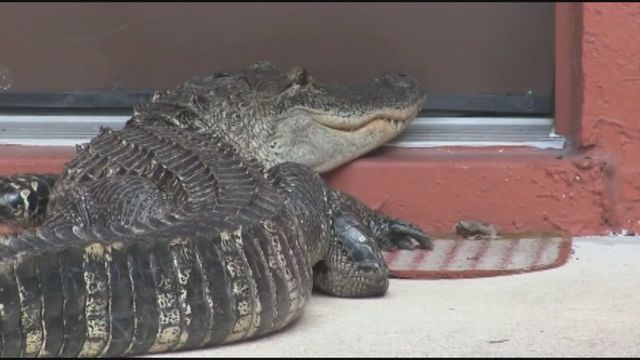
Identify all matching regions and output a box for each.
[309,97,425,133]
[315,115,410,133]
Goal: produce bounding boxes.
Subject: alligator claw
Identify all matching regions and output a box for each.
[377,219,433,252]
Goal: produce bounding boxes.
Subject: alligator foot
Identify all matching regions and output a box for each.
[375,218,433,252]
[0,174,58,227]
[327,188,433,253]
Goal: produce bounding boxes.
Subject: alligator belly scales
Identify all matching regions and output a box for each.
[0,62,432,357]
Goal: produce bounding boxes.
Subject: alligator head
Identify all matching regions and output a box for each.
[149,62,426,172]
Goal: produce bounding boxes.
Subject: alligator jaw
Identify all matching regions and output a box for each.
[309,96,425,133]
[305,97,424,172]
[307,119,406,173]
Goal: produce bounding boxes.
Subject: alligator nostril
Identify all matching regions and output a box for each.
[384,74,413,88]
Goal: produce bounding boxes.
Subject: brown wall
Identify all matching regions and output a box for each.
[0,3,553,95]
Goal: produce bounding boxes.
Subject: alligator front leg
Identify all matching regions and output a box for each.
[0,174,58,227]
[313,190,432,298]
[313,209,391,298]
[327,188,433,252]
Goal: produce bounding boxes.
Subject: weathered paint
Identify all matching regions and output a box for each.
[578,3,640,233]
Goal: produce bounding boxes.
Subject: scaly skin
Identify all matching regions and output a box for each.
[0,174,57,227]
[0,62,431,357]
[1,62,426,228]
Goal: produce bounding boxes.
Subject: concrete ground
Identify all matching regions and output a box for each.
[148,236,640,358]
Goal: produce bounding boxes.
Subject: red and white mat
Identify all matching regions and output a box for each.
[385,232,572,279]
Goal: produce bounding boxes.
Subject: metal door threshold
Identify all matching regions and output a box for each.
[388,116,564,149]
[0,114,564,149]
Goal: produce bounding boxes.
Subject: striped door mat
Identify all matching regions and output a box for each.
[385,232,572,279]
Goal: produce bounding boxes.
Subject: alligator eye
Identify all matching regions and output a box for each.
[294,70,309,87]
[289,68,311,88]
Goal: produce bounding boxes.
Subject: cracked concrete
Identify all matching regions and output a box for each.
[147,236,640,358]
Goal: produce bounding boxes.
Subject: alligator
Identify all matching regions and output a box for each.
[0,62,431,357]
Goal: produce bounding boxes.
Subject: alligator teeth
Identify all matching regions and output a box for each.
[389,119,403,130]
